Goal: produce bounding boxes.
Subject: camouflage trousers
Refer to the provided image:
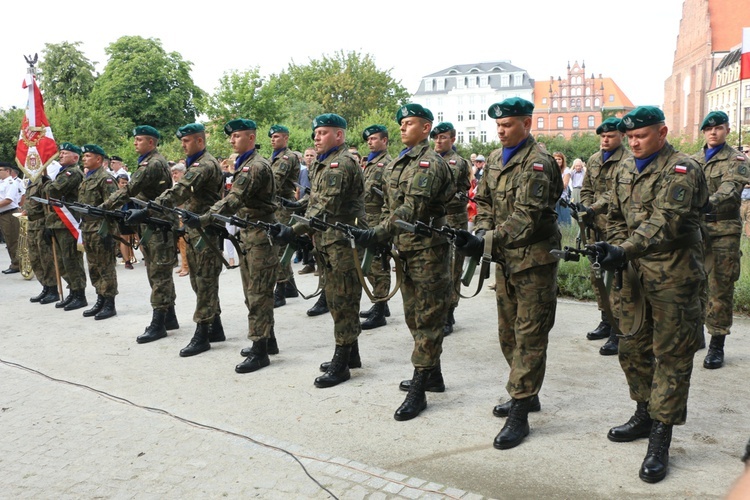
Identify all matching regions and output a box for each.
[82,231,118,298]
[618,280,702,425]
[496,262,558,399]
[446,213,468,309]
[28,222,56,287]
[239,227,278,341]
[317,239,362,346]
[52,227,86,291]
[399,243,451,369]
[701,234,741,336]
[364,212,390,298]
[140,227,177,311]
[185,231,223,325]
[275,208,296,284]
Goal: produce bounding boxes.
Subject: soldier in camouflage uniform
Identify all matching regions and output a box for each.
[268,125,301,309]
[359,124,392,330]
[105,126,178,343]
[78,145,118,320]
[455,98,562,449]
[431,122,471,336]
[24,171,58,304]
[46,143,88,310]
[579,117,629,355]
[591,106,708,483]
[272,113,365,388]
[203,119,279,373]
[148,123,224,357]
[691,111,750,370]
[349,104,454,421]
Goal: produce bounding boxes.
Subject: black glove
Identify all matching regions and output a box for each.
[702,201,714,214]
[454,229,485,258]
[587,242,626,271]
[295,234,313,252]
[348,227,378,248]
[576,203,596,223]
[182,211,202,229]
[125,208,149,225]
[269,223,296,245]
[43,228,53,245]
[279,197,302,209]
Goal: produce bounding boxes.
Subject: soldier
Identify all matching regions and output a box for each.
[348,104,454,421]
[692,111,750,369]
[23,168,58,303]
[272,113,365,388]
[131,123,225,357]
[78,145,118,320]
[430,122,471,335]
[358,124,392,330]
[103,126,178,342]
[590,106,707,483]
[200,119,278,373]
[579,117,629,355]
[45,143,88,310]
[268,125,301,309]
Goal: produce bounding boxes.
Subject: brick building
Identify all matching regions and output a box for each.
[532,61,634,139]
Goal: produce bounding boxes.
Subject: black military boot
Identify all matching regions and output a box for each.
[274,283,286,308]
[235,338,270,373]
[599,331,620,356]
[284,277,299,298]
[165,305,180,330]
[399,361,445,392]
[703,335,725,369]
[314,344,352,388]
[180,323,211,357]
[443,306,455,336]
[39,286,60,305]
[30,286,49,303]
[639,421,673,483]
[267,328,279,355]
[493,397,532,449]
[319,340,360,371]
[95,297,117,320]
[307,291,329,316]
[493,394,541,418]
[64,290,88,311]
[55,290,74,308]
[83,295,105,317]
[361,301,387,330]
[360,301,391,318]
[394,369,430,421]
[209,314,225,342]
[137,309,168,344]
[586,311,610,340]
[608,401,653,442]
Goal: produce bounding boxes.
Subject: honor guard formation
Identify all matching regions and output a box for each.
[5,99,750,486]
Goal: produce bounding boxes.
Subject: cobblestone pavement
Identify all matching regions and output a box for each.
[0,246,748,499]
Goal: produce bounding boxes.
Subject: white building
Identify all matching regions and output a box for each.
[707,46,750,135]
[410,61,534,145]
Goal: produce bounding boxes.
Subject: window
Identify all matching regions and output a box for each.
[609,94,615,102]
[468,110,475,120]
[457,131,464,143]
[573,116,579,129]
[538,117,544,129]
[552,99,559,108]
[480,131,487,143]
[514,74,523,86]
[562,88,567,97]
[480,109,487,120]
[594,97,601,107]
[557,117,564,129]
[585,98,591,107]
[542,97,548,104]
[468,131,476,142]
[745,107,750,123]
[501,75,510,87]
[746,85,750,98]
[562,99,567,109]
[588,115,595,127]
[480,75,488,87]
[457,112,464,122]
[437,111,444,122]
[436,79,445,91]
[585,87,591,96]
[468,77,476,89]
[425,79,432,91]
[457,77,465,90]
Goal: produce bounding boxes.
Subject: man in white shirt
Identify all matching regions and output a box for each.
[0,162,23,273]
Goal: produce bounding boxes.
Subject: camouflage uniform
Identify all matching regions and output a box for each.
[608,142,708,425]
[293,145,365,346]
[155,150,224,325]
[474,135,562,398]
[362,150,392,297]
[270,147,300,283]
[209,150,277,341]
[102,149,175,310]
[374,139,454,368]
[692,143,750,337]
[45,164,86,292]
[24,175,56,287]
[79,168,118,298]
[441,149,472,309]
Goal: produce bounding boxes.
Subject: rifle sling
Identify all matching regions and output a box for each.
[458,235,492,299]
[352,245,403,303]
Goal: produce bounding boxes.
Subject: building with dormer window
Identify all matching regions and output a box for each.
[706,46,748,134]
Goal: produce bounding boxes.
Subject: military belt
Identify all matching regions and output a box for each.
[505,224,557,250]
[704,210,740,222]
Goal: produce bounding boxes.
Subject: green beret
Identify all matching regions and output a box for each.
[618,106,665,132]
[396,103,433,124]
[176,123,205,139]
[596,117,622,135]
[224,119,257,135]
[59,142,81,155]
[268,125,290,137]
[488,97,534,119]
[362,125,388,140]
[430,122,455,138]
[133,125,160,139]
[700,111,729,131]
[82,144,106,157]
[312,114,347,131]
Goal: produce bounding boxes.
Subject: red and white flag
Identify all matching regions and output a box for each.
[742,27,750,81]
[15,73,58,179]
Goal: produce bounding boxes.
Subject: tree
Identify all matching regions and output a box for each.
[46,97,127,155]
[91,36,205,136]
[205,68,282,125]
[0,108,24,163]
[38,42,96,110]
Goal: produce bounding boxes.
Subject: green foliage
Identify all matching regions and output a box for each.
[556,224,596,301]
[0,108,24,163]
[538,133,601,164]
[38,42,96,110]
[46,98,127,153]
[205,68,282,125]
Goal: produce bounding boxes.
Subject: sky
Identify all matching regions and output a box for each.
[1,0,685,114]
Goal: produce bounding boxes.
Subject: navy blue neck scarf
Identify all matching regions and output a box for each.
[186,150,205,168]
[235,149,254,171]
[502,137,528,165]
[705,144,723,162]
[318,146,340,163]
[634,151,659,173]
